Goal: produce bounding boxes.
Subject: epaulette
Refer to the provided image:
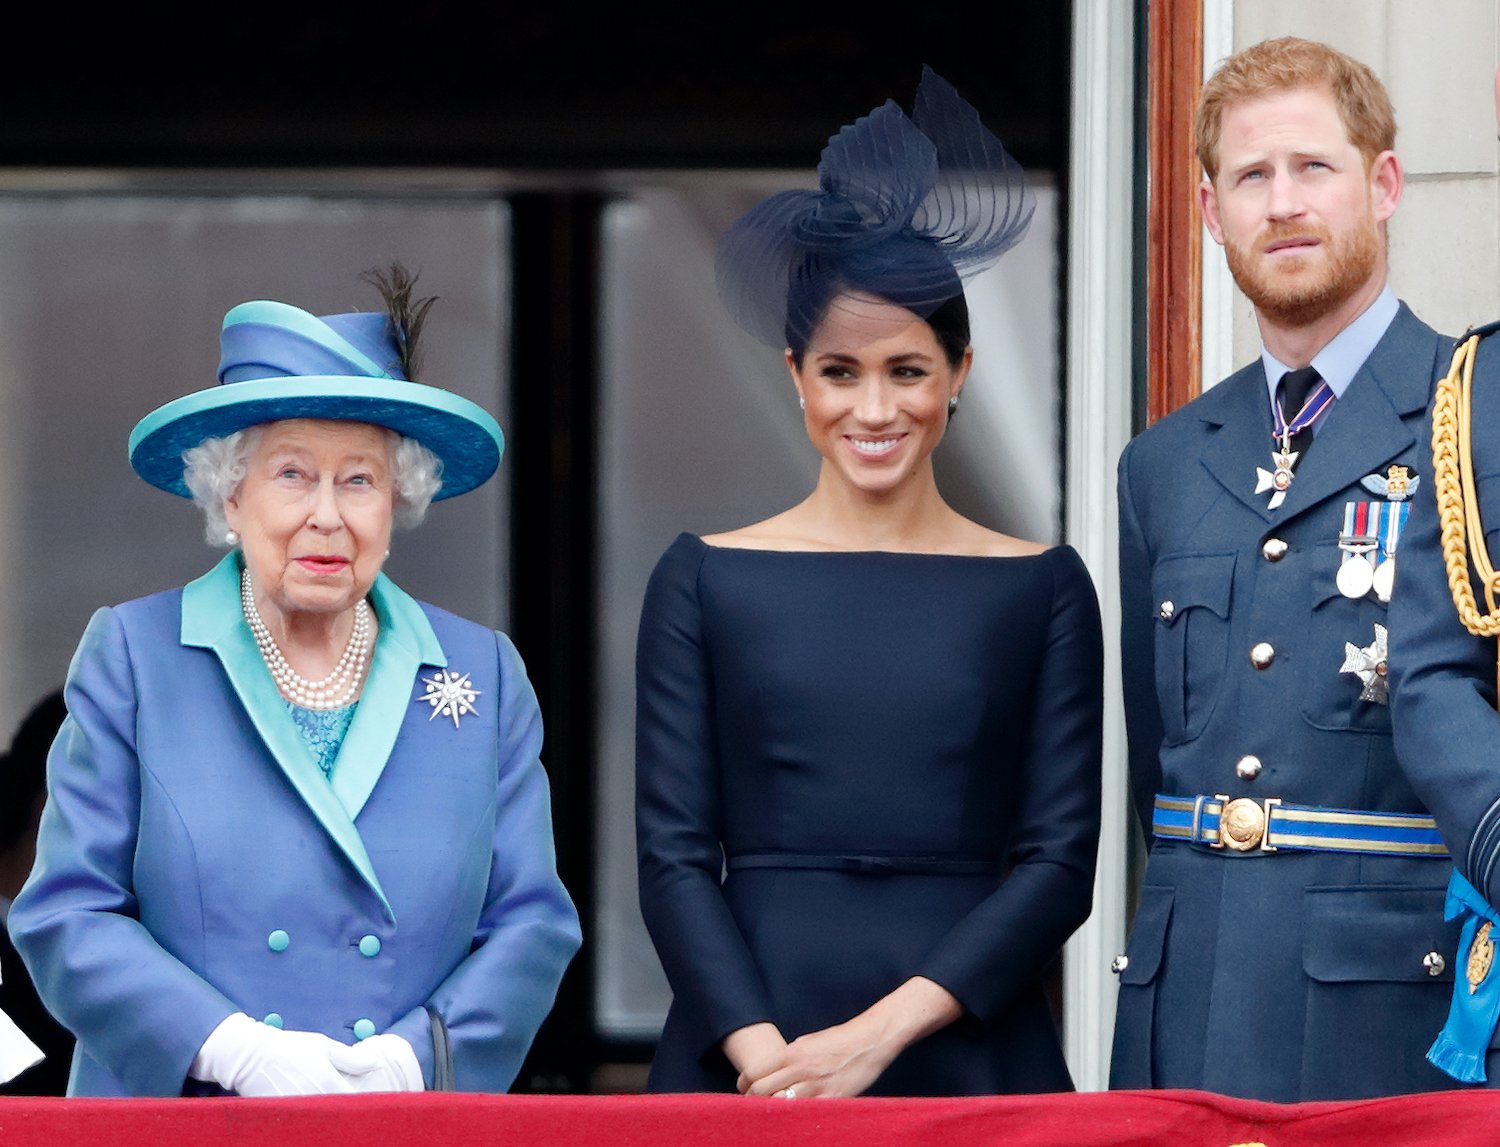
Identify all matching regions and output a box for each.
[1458,318,1500,344]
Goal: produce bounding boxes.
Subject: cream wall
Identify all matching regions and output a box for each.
[1212,0,1500,368]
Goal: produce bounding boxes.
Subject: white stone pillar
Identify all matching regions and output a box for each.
[1062,0,1136,1092]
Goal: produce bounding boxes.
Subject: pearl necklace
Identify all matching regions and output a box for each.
[241,569,372,710]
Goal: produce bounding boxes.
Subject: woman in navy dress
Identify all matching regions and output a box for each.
[635,69,1103,1098]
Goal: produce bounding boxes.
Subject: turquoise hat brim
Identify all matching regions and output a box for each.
[128,376,504,501]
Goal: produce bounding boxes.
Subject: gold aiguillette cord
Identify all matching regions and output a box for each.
[1432,333,1500,703]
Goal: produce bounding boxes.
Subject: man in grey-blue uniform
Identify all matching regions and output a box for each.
[1109,37,1458,1102]
[1387,64,1500,1090]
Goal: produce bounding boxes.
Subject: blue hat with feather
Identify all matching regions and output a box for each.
[128,266,503,501]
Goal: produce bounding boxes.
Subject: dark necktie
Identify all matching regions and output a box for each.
[1276,365,1324,464]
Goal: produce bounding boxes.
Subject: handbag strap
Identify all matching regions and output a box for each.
[426,1006,455,1091]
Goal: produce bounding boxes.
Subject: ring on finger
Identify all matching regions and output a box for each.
[784,1086,797,1100]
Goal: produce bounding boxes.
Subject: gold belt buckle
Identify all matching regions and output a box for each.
[1212,794,1282,852]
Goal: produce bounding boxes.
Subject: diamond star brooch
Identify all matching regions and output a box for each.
[418,668,482,728]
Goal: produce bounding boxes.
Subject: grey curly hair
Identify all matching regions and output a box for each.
[182,425,443,546]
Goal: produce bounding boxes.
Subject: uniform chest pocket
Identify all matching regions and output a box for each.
[1297,548,1390,733]
[1152,551,1236,745]
[1477,472,1500,563]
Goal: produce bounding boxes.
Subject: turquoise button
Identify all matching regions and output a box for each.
[353,1018,376,1041]
[267,930,290,952]
[263,1013,284,1029]
[358,935,381,958]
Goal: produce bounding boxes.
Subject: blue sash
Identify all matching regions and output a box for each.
[1428,868,1500,1083]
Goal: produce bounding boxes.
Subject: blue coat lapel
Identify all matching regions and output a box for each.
[328,574,447,820]
[180,555,449,914]
[1197,362,1279,523]
[1276,304,1436,522]
[1196,303,1439,525]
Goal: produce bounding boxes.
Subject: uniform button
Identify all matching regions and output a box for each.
[1158,600,1176,621]
[267,929,290,953]
[358,935,382,958]
[1110,954,1129,974]
[1236,754,1263,780]
[263,1013,284,1029]
[1250,642,1275,669]
[1425,951,1447,977]
[1262,538,1289,562]
[353,1018,377,1041]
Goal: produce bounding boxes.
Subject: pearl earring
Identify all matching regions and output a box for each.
[225,530,240,546]
[798,396,806,411]
[948,395,960,411]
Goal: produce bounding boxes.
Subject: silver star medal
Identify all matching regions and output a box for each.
[1255,446,1299,509]
[418,668,482,728]
[1340,623,1390,705]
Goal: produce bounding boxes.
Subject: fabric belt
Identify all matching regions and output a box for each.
[725,852,1002,875]
[1153,793,1449,857]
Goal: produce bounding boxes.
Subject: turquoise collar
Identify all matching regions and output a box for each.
[181,553,447,914]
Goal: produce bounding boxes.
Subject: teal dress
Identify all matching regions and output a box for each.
[285,702,358,778]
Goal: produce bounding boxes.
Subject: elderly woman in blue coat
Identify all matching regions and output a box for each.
[7,270,581,1097]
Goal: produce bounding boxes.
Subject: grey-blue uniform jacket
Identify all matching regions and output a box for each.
[1109,303,1460,1102]
[1389,319,1500,1084]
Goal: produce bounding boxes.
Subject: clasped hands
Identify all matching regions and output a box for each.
[191,1012,424,1097]
[723,977,963,1099]
[725,1017,897,1100]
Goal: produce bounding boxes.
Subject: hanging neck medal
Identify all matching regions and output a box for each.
[1255,380,1334,509]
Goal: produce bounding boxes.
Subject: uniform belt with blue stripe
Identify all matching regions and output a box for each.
[1153,794,1449,857]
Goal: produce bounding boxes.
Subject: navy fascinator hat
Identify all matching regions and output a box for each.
[716,66,1035,351]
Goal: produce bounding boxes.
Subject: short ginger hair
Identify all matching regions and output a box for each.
[1195,37,1396,181]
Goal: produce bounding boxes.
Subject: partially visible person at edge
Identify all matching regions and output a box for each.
[0,692,70,1094]
[7,267,580,1096]
[635,67,1104,1098]
[1388,63,1500,1089]
[1109,37,1459,1101]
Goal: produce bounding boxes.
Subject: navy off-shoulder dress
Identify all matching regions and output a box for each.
[635,533,1103,1095]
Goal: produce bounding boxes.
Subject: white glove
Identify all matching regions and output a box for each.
[327,1033,424,1092]
[0,1006,44,1085]
[189,1012,356,1096]
[0,957,44,1084]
